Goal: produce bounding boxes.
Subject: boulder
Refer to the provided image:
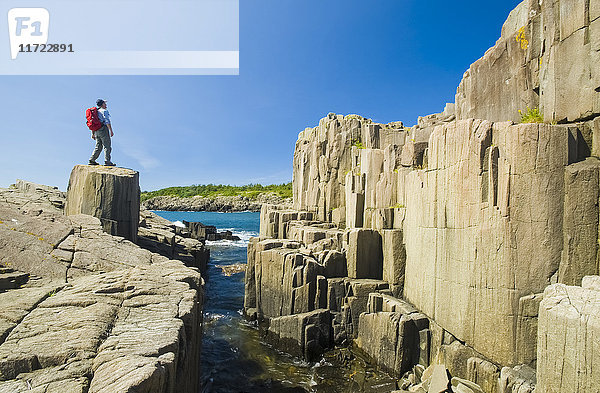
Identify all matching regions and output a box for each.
[65,165,140,242]
[438,341,479,382]
[322,250,347,278]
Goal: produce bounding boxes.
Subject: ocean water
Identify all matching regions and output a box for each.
[154,211,397,393]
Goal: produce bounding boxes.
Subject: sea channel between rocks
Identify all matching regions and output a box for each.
[155,210,400,393]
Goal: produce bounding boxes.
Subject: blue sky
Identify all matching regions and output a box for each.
[0,0,522,191]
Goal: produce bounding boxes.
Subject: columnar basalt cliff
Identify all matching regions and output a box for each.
[245,1,600,392]
[456,0,600,124]
[0,171,208,392]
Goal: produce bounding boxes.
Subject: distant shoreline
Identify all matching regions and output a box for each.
[142,193,292,213]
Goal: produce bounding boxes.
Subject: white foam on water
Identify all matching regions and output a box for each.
[206,230,259,248]
[206,239,249,248]
[173,220,186,228]
[204,312,229,322]
[313,358,332,368]
[220,229,258,242]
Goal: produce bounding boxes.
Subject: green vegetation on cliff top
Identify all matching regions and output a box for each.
[519,107,544,123]
[141,183,293,202]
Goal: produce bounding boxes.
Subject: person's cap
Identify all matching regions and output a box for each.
[96,98,107,106]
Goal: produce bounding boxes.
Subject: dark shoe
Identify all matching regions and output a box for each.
[104,162,116,167]
[88,161,99,166]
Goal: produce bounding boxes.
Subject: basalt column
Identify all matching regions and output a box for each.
[65,165,140,242]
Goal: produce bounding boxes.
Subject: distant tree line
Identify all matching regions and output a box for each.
[140,182,293,202]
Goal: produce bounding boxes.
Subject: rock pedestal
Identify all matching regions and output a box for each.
[65,165,140,242]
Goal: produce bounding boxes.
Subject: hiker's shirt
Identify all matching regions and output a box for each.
[98,109,111,126]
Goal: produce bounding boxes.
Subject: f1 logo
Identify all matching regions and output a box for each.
[7,8,49,60]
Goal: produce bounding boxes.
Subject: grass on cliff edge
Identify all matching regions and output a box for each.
[140,182,292,202]
[519,107,544,123]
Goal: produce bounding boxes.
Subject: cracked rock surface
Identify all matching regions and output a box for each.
[0,179,205,393]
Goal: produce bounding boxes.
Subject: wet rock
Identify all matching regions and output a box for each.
[265,309,332,362]
[215,263,246,276]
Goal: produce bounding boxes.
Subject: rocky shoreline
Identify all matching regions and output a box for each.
[0,173,210,393]
[142,193,292,213]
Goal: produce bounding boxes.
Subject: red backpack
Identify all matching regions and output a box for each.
[86,107,103,131]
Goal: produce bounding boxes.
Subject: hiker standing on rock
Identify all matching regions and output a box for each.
[86,98,115,166]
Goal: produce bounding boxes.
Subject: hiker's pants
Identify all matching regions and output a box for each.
[90,125,112,163]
